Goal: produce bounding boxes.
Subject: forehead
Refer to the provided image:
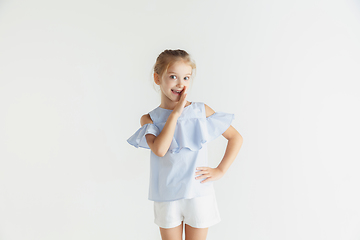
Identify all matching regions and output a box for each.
[167,61,192,74]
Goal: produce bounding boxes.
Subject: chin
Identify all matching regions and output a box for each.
[169,96,180,102]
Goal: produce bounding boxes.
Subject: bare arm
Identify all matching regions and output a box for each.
[196,104,243,183]
[143,113,179,157]
[142,86,188,157]
[216,125,243,174]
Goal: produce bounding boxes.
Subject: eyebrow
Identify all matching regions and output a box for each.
[168,72,192,75]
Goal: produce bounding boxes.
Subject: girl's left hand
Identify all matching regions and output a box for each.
[195,167,225,183]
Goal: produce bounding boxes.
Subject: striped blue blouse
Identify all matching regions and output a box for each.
[127,102,234,202]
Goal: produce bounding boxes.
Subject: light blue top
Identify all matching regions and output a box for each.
[127,102,234,202]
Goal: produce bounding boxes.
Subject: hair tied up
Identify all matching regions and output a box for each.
[153,49,196,78]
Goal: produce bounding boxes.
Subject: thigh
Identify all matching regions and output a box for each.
[159,222,183,240]
[184,224,208,240]
[154,200,183,229]
[183,194,221,228]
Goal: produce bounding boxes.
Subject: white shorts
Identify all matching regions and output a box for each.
[154,193,221,229]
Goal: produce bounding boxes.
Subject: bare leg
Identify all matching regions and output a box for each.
[159,222,183,240]
[184,224,208,240]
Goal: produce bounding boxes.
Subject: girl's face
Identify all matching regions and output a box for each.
[155,61,192,103]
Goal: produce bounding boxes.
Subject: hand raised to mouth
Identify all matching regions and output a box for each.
[172,86,188,118]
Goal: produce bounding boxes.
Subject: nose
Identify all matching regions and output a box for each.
[176,78,185,88]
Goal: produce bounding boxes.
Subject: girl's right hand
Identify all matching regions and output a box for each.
[171,86,188,118]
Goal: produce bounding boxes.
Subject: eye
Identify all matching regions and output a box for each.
[170,75,177,80]
[184,76,190,80]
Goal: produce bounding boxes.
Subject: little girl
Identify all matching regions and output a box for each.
[127,49,243,240]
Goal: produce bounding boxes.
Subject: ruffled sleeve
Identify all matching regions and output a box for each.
[127,123,160,149]
[206,112,235,142]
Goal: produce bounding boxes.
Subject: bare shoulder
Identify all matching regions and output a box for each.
[204,103,215,118]
[140,113,153,126]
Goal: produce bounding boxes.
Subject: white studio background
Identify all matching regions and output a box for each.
[0,0,360,239]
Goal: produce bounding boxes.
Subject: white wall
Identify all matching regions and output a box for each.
[1,0,360,239]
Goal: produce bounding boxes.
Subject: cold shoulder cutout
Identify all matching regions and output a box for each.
[140,113,153,126]
[204,103,216,117]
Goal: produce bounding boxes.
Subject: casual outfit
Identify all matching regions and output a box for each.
[127,102,234,228]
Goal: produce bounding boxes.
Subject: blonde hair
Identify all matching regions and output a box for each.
[152,49,196,91]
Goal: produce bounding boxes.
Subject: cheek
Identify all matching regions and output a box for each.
[164,81,174,88]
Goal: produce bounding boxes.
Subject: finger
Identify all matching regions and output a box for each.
[179,92,187,106]
[195,171,208,176]
[195,172,207,177]
[181,86,187,96]
[181,91,187,101]
[195,174,211,179]
[196,174,210,180]
[196,167,209,171]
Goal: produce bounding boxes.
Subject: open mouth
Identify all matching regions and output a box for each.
[171,89,182,95]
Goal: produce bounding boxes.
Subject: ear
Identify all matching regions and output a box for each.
[154,73,161,85]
